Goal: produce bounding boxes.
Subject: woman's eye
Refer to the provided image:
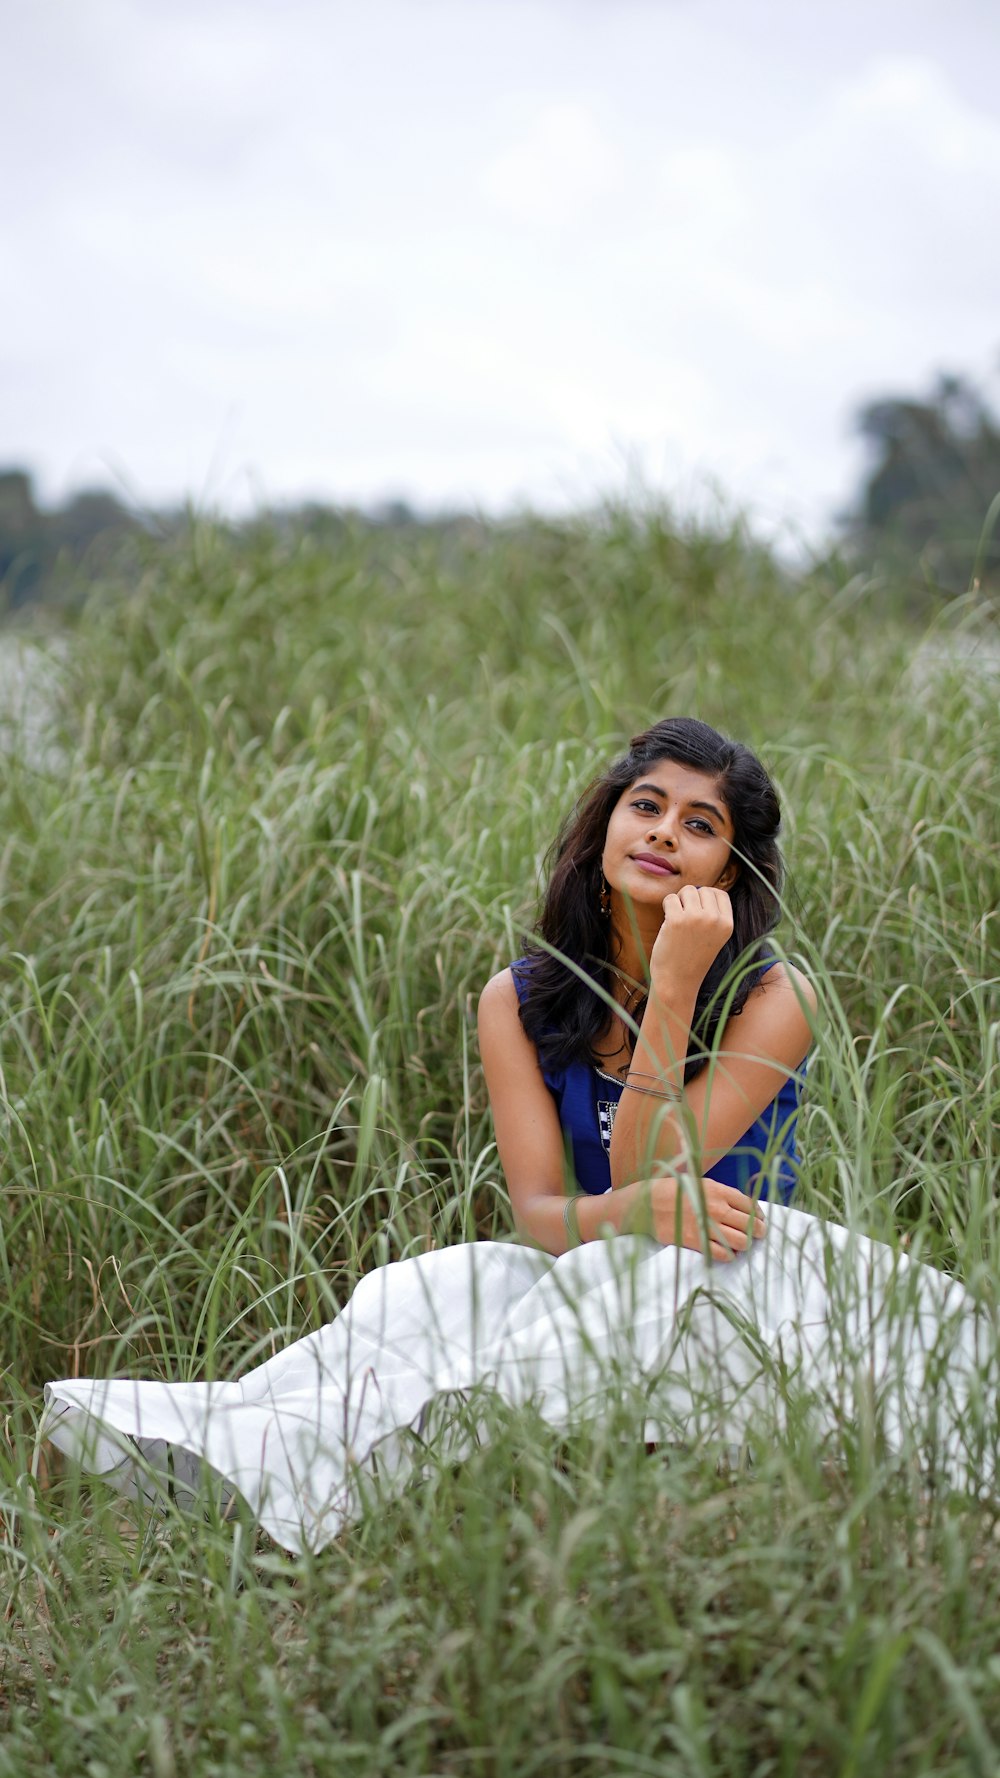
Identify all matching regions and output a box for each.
[632,800,659,814]
[689,819,714,834]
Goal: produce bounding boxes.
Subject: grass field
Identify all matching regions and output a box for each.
[1,508,998,1775]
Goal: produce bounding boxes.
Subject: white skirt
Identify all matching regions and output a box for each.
[42,1206,996,1554]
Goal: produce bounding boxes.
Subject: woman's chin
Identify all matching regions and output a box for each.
[611,888,676,929]
[615,874,684,907]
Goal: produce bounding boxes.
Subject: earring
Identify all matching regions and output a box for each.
[599,873,612,918]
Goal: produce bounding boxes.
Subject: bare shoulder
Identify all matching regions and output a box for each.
[477,966,567,1211]
[756,960,818,1016]
[478,966,519,1009]
[477,964,556,1105]
[477,966,532,1049]
[722,958,817,1071]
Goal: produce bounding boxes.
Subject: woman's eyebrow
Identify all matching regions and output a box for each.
[631,781,727,825]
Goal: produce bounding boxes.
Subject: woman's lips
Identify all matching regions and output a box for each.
[631,853,679,876]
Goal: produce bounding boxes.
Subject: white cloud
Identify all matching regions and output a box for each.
[838,55,1000,169]
[482,102,624,226]
[3,5,999,539]
[638,52,1000,392]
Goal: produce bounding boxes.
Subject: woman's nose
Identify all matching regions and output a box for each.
[647,812,678,847]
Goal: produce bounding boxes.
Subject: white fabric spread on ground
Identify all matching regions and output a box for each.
[42,1207,997,1553]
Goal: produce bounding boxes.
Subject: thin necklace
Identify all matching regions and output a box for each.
[594,967,647,1076]
[609,965,646,1012]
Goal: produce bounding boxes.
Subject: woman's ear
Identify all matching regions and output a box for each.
[717,860,739,891]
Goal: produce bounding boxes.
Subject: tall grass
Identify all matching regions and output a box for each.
[1,508,998,1774]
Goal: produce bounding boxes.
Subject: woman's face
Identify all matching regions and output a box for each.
[601,759,737,913]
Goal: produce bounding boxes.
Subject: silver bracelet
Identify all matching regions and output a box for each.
[563,1195,584,1246]
[621,1077,684,1102]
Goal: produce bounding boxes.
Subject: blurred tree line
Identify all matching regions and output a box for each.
[0,473,444,616]
[3,366,999,613]
[0,470,142,610]
[847,370,1000,592]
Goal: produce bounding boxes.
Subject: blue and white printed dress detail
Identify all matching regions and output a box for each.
[509,956,801,1201]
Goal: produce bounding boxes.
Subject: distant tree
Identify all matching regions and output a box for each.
[846,371,1000,591]
[48,488,134,554]
[0,471,139,611]
[0,469,39,536]
[0,469,47,604]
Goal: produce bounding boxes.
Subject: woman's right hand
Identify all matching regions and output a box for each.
[623,1173,766,1263]
[648,883,734,1000]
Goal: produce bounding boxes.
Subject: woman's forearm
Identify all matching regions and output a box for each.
[513,1180,658,1256]
[514,1172,765,1261]
[608,985,696,1189]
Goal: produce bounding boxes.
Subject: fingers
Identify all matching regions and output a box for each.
[648,1174,766,1260]
[703,1181,766,1239]
[706,1220,758,1261]
[681,1211,760,1261]
[662,885,733,918]
[707,1218,757,1254]
[709,1240,737,1263]
[699,1178,766,1260]
[708,1181,755,1208]
[713,1208,766,1241]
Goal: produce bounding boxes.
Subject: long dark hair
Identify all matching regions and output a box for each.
[518,717,784,1083]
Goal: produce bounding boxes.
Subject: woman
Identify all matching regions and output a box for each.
[478,716,815,1258]
[41,720,992,1552]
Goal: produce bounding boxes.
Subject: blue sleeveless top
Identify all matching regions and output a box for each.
[511,959,800,1203]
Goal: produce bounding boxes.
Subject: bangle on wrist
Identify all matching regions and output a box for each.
[622,1076,684,1102]
[563,1194,584,1247]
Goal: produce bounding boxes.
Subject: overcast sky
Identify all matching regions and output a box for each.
[3,0,999,549]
